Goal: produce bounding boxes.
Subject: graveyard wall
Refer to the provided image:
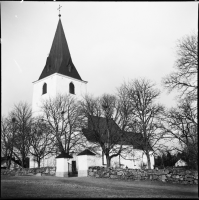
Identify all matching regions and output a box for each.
[88,166,198,185]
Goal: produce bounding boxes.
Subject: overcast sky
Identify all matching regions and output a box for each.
[1,1,198,116]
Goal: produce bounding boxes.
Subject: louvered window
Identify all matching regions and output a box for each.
[42,83,47,95]
[69,82,75,94]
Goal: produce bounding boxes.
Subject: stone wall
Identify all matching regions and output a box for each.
[88,166,198,185]
[1,167,56,176]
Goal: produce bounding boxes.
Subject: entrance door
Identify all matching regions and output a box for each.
[72,161,76,173]
[68,161,78,177]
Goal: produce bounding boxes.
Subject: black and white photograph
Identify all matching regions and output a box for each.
[1,1,198,198]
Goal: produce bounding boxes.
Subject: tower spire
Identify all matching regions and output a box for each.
[38,14,83,81]
[58,5,62,18]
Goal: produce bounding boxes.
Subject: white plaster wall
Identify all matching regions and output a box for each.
[78,155,102,177]
[55,74,87,99]
[119,158,134,168]
[90,148,155,169]
[32,74,57,117]
[87,155,100,167]
[29,150,154,170]
[78,155,100,171]
[78,155,88,171]
[40,155,56,167]
[95,155,103,166]
[77,155,87,177]
[29,155,38,168]
[110,149,143,169]
[32,73,87,117]
[56,158,69,173]
[31,73,87,168]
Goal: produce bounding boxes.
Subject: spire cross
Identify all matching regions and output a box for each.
[58,5,62,18]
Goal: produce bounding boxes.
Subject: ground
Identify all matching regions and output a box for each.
[1,175,198,198]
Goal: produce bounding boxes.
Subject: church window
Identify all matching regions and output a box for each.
[42,83,47,95]
[69,82,75,94]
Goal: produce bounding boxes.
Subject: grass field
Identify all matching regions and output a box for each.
[1,175,198,198]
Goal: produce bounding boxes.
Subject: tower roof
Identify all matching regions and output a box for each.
[38,18,83,81]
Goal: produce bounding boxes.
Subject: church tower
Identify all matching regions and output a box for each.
[32,12,87,116]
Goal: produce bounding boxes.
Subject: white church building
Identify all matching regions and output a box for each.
[32,17,87,117]
[30,11,154,174]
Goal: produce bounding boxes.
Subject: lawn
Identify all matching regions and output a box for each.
[1,175,198,198]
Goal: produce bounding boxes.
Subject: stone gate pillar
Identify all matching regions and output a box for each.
[77,149,96,177]
[55,153,73,177]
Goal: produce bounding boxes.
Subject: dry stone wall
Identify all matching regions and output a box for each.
[88,166,198,185]
[1,167,56,176]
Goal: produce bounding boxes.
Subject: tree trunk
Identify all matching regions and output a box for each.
[38,159,41,168]
[102,151,105,165]
[146,151,151,169]
[106,155,111,167]
[22,155,25,168]
[8,154,12,169]
[8,148,14,169]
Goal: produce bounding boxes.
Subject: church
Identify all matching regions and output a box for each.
[32,15,87,117]
[30,9,154,173]
[31,10,87,168]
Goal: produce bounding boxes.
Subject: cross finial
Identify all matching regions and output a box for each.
[58,5,62,18]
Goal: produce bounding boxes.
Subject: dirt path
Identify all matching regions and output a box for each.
[1,175,198,198]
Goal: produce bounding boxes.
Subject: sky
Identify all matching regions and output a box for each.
[1,1,198,117]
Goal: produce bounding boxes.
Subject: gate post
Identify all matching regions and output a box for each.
[77,149,96,177]
[55,153,73,177]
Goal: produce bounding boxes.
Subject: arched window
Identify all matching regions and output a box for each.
[42,83,47,95]
[69,82,75,94]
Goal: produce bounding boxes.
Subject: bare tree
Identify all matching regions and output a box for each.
[9,102,32,168]
[162,97,198,169]
[162,33,198,101]
[29,116,54,168]
[1,116,15,169]
[120,79,165,169]
[1,117,9,161]
[80,94,131,167]
[162,33,198,169]
[41,93,83,155]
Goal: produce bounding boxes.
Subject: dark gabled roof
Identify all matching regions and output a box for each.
[82,128,145,150]
[88,116,122,135]
[56,152,73,158]
[38,19,83,81]
[77,149,96,156]
[82,116,153,151]
[121,131,146,150]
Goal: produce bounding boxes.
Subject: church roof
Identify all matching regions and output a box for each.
[82,116,153,151]
[38,18,83,81]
